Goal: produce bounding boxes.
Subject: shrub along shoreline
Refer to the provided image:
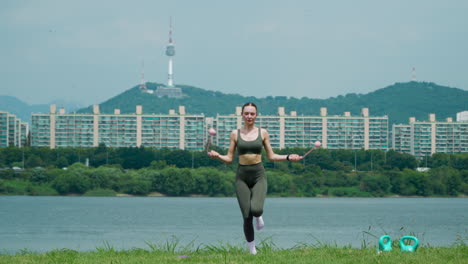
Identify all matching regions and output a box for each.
[0,162,466,197]
[1,147,467,197]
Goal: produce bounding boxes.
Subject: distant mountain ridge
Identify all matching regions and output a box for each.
[2,82,467,125]
[0,96,48,123]
[77,81,467,125]
[0,96,83,123]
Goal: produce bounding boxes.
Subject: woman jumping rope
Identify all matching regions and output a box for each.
[208,102,302,255]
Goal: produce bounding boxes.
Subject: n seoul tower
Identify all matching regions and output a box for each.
[155,18,182,98]
[166,18,175,87]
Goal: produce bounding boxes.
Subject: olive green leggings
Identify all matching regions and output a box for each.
[235,162,267,242]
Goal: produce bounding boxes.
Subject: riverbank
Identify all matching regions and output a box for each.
[0,245,466,264]
[2,192,466,198]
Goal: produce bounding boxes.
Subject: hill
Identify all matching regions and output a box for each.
[77,82,468,125]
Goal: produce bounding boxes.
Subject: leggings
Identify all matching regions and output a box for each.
[235,162,267,242]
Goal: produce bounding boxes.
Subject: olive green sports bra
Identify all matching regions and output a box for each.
[237,128,263,155]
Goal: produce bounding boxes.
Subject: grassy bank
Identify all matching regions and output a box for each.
[1,244,466,264]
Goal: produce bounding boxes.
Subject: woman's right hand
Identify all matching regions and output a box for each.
[208,150,220,159]
[288,154,302,162]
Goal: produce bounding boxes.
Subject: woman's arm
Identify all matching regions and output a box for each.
[208,130,236,164]
[262,129,302,162]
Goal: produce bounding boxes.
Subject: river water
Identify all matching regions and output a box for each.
[0,196,466,253]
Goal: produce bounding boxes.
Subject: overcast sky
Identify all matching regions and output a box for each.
[1,0,467,105]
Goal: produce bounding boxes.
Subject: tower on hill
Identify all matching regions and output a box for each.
[411,67,417,81]
[139,60,153,94]
[156,17,182,98]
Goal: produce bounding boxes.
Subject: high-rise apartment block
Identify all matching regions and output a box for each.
[31,105,205,150]
[30,105,388,151]
[214,107,388,150]
[0,111,29,147]
[392,114,468,158]
[457,111,468,122]
[31,105,468,157]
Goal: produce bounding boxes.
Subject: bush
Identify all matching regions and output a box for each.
[267,171,293,195]
[27,184,59,196]
[1,180,29,195]
[193,167,227,196]
[162,168,194,196]
[117,171,151,196]
[30,168,49,183]
[398,169,431,196]
[0,169,15,180]
[83,188,117,197]
[459,182,468,195]
[328,187,372,197]
[52,172,92,195]
[88,166,123,190]
[360,174,390,196]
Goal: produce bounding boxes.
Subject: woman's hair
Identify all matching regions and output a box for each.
[241,102,257,113]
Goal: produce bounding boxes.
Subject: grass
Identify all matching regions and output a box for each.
[1,239,466,264]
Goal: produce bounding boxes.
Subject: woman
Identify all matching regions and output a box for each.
[208,102,302,255]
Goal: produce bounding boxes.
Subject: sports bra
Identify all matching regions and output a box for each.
[237,128,263,155]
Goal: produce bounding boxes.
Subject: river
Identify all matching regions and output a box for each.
[0,196,466,253]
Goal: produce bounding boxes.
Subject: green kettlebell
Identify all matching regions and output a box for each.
[378,235,392,252]
[399,236,419,252]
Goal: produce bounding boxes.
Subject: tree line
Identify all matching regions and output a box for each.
[0,146,467,197]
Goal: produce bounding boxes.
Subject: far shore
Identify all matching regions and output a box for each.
[1,193,465,198]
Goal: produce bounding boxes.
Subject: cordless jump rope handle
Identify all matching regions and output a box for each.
[206,128,216,152]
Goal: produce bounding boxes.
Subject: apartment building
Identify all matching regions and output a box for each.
[31,105,205,150]
[0,111,28,147]
[392,114,468,158]
[214,107,388,150]
[27,105,468,157]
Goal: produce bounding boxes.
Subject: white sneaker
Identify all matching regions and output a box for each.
[255,216,264,230]
[248,241,257,255]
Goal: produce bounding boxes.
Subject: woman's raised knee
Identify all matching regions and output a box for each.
[250,206,263,217]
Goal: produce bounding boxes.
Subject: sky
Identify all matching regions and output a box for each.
[1,0,468,106]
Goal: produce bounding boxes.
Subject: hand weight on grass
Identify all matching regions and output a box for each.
[378,235,392,252]
[399,236,419,252]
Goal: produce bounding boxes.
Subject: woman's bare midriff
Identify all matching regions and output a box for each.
[239,154,262,165]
